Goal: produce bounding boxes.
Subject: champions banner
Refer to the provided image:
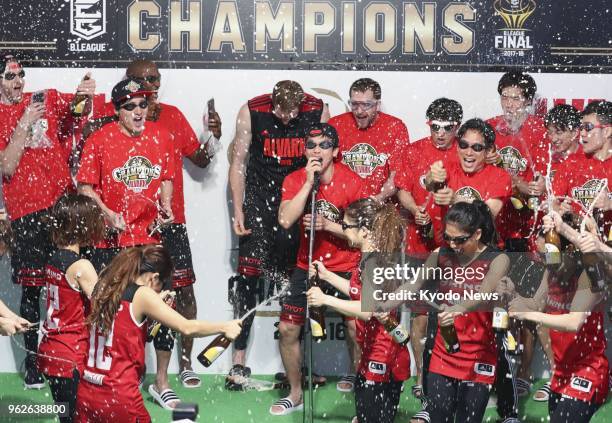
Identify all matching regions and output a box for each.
[0,0,610,72]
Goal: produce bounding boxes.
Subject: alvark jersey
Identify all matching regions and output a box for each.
[76,121,174,247]
[330,112,409,197]
[395,138,457,254]
[281,164,363,272]
[76,285,150,423]
[349,266,410,383]
[487,115,547,240]
[428,247,500,385]
[38,249,89,378]
[546,268,609,404]
[0,90,73,220]
[247,93,324,199]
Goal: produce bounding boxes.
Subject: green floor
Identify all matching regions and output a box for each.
[0,373,610,422]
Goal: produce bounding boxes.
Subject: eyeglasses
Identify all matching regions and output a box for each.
[121,100,148,111]
[348,100,377,111]
[443,232,473,244]
[430,123,456,133]
[341,221,361,231]
[458,140,487,152]
[579,122,611,132]
[2,70,25,80]
[306,140,335,150]
[131,75,160,84]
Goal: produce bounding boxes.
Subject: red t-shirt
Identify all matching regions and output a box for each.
[330,112,409,198]
[546,269,609,404]
[428,247,499,385]
[349,268,410,382]
[281,164,363,272]
[76,121,174,247]
[487,115,547,240]
[553,151,611,237]
[95,102,199,224]
[0,90,73,220]
[395,137,457,253]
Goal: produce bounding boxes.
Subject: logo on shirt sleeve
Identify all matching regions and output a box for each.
[112,156,162,192]
[571,179,607,210]
[498,146,528,176]
[315,200,341,222]
[342,143,389,178]
[454,186,483,203]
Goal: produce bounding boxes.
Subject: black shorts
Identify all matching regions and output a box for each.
[238,194,299,277]
[548,392,601,423]
[11,208,54,286]
[354,373,403,423]
[426,372,491,423]
[280,267,351,326]
[160,223,195,289]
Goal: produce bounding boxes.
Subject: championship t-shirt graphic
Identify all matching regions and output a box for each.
[315,199,341,222]
[571,178,608,210]
[498,146,528,176]
[341,143,389,178]
[454,186,483,203]
[112,156,162,193]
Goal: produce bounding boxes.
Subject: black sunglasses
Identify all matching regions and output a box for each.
[341,221,361,231]
[132,75,160,84]
[306,140,335,150]
[443,232,473,244]
[121,100,148,111]
[458,140,487,152]
[2,70,25,80]
[579,122,609,132]
[430,123,455,132]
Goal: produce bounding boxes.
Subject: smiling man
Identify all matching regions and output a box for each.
[271,123,363,416]
[77,78,174,269]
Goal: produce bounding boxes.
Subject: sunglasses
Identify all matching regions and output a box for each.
[341,221,361,231]
[443,232,473,244]
[121,100,148,111]
[306,140,335,150]
[579,122,610,132]
[430,123,456,133]
[458,140,487,152]
[2,70,25,80]
[132,75,160,84]
[348,100,377,111]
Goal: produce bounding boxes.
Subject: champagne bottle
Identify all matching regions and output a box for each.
[527,175,541,211]
[72,74,91,116]
[493,307,522,355]
[309,275,326,341]
[583,253,606,293]
[544,229,562,265]
[382,315,410,345]
[197,334,231,367]
[439,323,460,353]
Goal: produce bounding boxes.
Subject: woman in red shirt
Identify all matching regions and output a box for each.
[306,198,410,423]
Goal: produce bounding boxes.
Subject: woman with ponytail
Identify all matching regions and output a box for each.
[75,245,242,423]
[306,198,410,423]
[424,200,510,422]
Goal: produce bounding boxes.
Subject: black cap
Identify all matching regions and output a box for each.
[111,78,153,108]
[307,123,339,147]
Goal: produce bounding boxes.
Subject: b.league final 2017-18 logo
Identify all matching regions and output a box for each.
[493,0,537,57]
[70,0,106,40]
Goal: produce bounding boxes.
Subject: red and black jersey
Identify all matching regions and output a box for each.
[428,247,500,385]
[37,249,89,378]
[546,267,609,404]
[281,164,363,272]
[0,90,73,220]
[75,284,150,423]
[246,93,324,202]
[395,138,457,254]
[330,112,409,198]
[487,115,547,241]
[349,260,410,382]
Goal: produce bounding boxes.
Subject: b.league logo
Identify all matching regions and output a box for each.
[70,0,106,41]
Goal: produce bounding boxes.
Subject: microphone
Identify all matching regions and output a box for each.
[312,158,322,192]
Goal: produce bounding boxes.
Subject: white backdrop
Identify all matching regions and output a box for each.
[0,68,610,375]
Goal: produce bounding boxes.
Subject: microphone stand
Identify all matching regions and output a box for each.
[305,170,320,423]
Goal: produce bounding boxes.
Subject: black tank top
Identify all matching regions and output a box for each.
[246,93,324,203]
